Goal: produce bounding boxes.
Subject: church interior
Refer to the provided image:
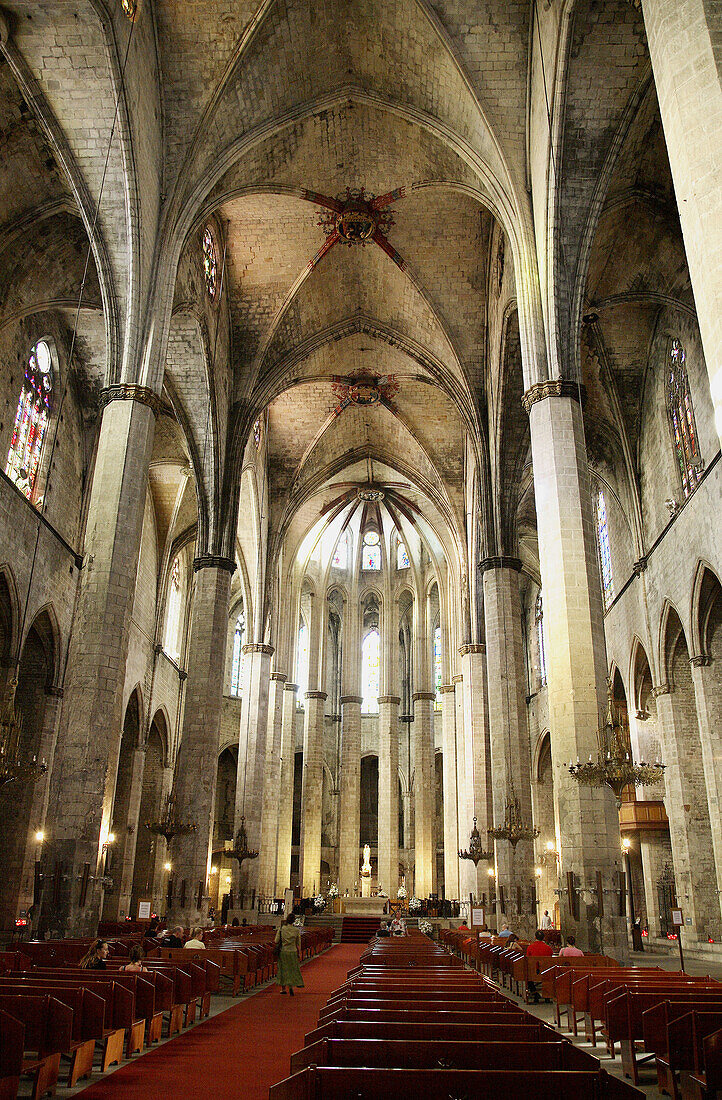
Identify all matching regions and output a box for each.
[0,0,722,1095]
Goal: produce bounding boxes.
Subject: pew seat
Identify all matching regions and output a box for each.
[0,994,72,1100]
[0,1008,23,1100]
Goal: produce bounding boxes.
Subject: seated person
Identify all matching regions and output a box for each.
[558,933,584,957]
[120,944,147,972]
[161,925,185,948]
[79,939,109,970]
[231,917,240,927]
[378,921,391,937]
[497,922,514,938]
[184,927,206,949]
[526,929,554,1004]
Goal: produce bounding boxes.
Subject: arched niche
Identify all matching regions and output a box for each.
[131,712,168,914]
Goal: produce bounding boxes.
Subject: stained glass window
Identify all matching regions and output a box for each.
[296,621,309,707]
[332,532,347,569]
[253,419,261,448]
[535,591,547,688]
[667,339,702,498]
[362,530,381,570]
[164,557,182,663]
[434,625,442,709]
[230,607,245,696]
[202,226,218,300]
[397,541,410,569]
[361,628,380,714]
[6,339,53,504]
[121,0,137,18]
[596,489,614,610]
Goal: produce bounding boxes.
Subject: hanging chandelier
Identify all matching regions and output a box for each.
[458,817,493,865]
[568,681,665,808]
[229,816,258,866]
[146,790,197,844]
[488,790,540,849]
[0,683,47,792]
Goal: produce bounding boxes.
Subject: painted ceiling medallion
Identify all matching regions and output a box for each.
[331,373,400,416]
[358,487,385,502]
[302,185,408,272]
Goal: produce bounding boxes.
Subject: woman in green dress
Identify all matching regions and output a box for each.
[275,913,304,994]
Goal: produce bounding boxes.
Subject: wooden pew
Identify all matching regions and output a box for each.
[643,1002,722,1097]
[654,1011,722,1100]
[0,994,72,1100]
[0,1008,24,1100]
[607,992,722,1083]
[27,969,152,1057]
[681,1025,722,1100]
[570,972,713,1046]
[541,960,625,1028]
[153,945,248,996]
[291,1037,599,1073]
[304,1018,561,1046]
[0,983,104,1087]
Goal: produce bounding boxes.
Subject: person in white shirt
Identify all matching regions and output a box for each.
[540,910,553,930]
[183,927,206,949]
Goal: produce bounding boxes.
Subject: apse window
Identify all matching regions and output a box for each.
[667,338,702,498]
[202,226,218,300]
[253,418,262,448]
[230,607,245,696]
[434,625,442,710]
[6,339,53,505]
[362,530,381,570]
[596,489,614,610]
[535,590,547,688]
[397,541,410,569]
[332,533,347,569]
[163,557,183,663]
[361,628,380,714]
[296,621,309,707]
[121,0,137,18]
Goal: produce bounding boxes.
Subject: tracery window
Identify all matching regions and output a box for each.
[332,532,347,569]
[433,625,442,710]
[202,226,218,300]
[296,620,309,707]
[397,541,410,570]
[362,530,381,570]
[535,591,547,688]
[253,418,262,448]
[667,338,702,498]
[5,339,53,504]
[596,489,614,609]
[361,628,380,714]
[230,607,246,697]
[120,0,137,18]
[164,557,182,663]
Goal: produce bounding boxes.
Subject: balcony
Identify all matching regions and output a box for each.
[618,799,669,832]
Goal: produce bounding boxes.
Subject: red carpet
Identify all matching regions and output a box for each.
[76,944,364,1100]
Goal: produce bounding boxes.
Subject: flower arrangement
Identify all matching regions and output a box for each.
[408,896,422,913]
[327,883,338,898]
[313,894,326,911]
[377,889,388,898]
[418,919,433,937]
[397,885,407,899]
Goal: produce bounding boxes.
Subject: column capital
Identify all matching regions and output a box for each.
[412,691,436,702]
[340,694,363,705]
[633,556,648,576]
[45,684,64,698]
[452,674,464,684]
[270,671,288,682]
[459,643,485,656]
[690,654,712,668]
[377,695,401,705]
[438,683,455,694]
[652,682,671,697]
[193,554,236,574]
[521,379,585,414]
[479,555,522,574]
[284,682,299,692]
[99,383,164,417]
[305,690,328,700]
[242,642,274,655]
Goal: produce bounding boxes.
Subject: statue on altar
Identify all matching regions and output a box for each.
[361,844,371,876]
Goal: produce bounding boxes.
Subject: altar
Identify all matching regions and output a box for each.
[340,896,387,917]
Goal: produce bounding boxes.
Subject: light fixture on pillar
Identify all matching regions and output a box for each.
[458,817,492,866]
[0,682,47,791]
[568,680,665,808]
[488,786,540,849]
[538,839,559,868]
[229,815,258,867]
[146,790,197,845]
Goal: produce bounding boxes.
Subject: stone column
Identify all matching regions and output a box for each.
[459,645,491,903]
[641,0,722,444]
[412,691,435,898]
[378,695,400,897]
[483,559,537,938]
[257,670,286,897]
[275,682,298,892]
[233,642,274,898]
[524,381,627,958]
[690,659,722,913]
[40,389,157,936]
[439,683,460,900]
[113,745,146,920]
[172,555,235,924]
[299,691,327,896]
[338,695,362,893]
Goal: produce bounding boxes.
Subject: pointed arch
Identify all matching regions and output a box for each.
[691,560,722,660]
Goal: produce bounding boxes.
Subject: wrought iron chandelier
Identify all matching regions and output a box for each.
[146,790,197,844]
[0,682,47,792]
[229,816,258,866]
[568,681,665,808]
[458,816,493,865]
[488,789,540,849]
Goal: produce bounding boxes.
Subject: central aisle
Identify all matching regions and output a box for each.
[77,944,365,1100]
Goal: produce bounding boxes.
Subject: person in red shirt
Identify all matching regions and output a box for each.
[526,929,553,1003]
